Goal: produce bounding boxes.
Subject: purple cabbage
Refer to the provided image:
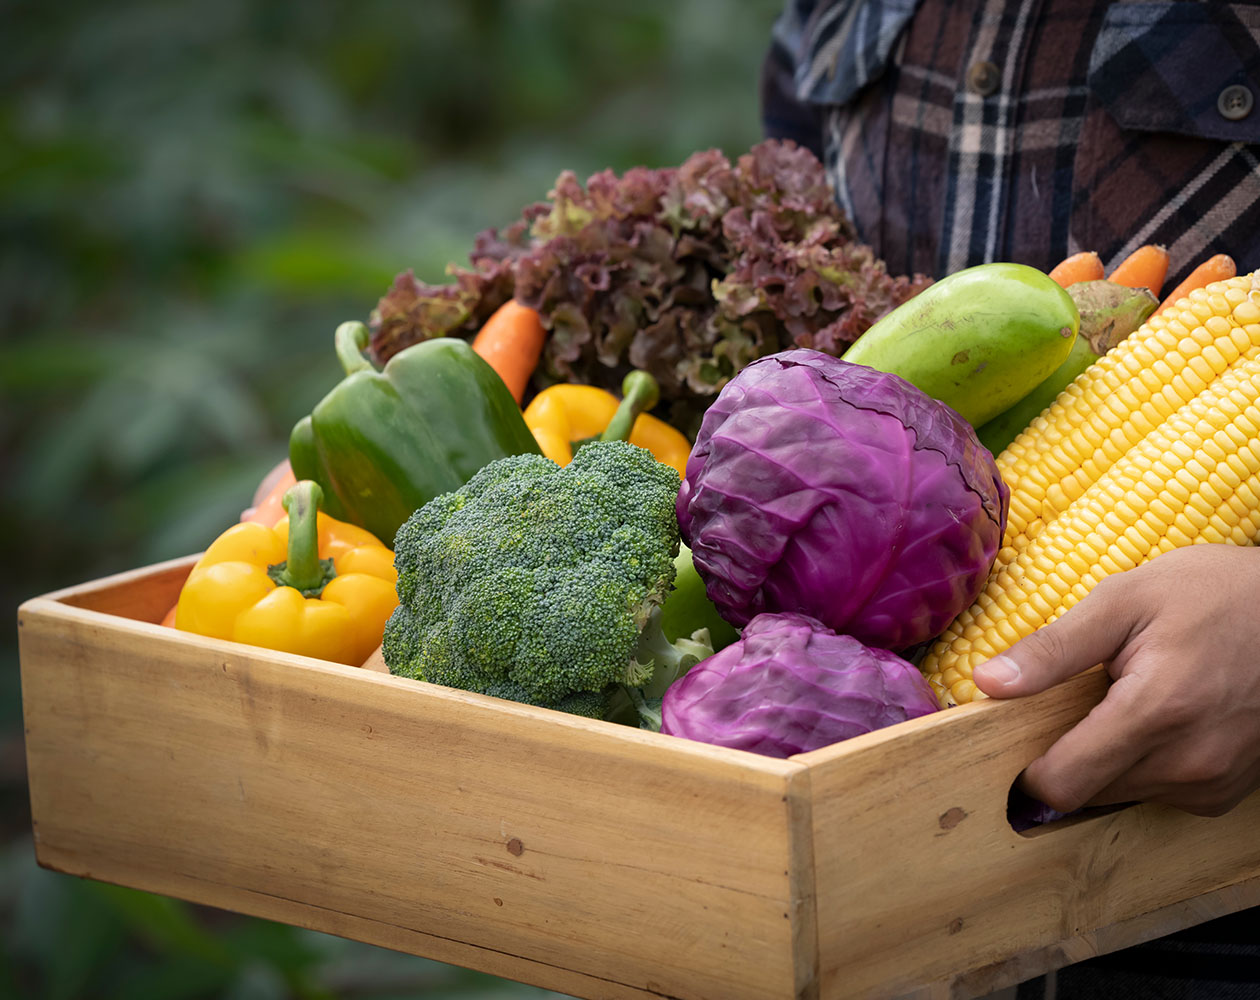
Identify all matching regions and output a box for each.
[676,349,1007,652]
[660,612,939,757]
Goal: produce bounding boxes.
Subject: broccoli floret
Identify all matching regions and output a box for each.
[383,440,714,728]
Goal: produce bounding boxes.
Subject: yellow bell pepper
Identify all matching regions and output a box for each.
[523,371,692,479]
[174,480,398,666]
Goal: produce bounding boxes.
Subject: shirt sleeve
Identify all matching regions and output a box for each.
[760,2,825,157]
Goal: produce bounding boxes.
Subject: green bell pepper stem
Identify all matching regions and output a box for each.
[272,480,335,596]
[334,321,376,376]
[600,370,661,443]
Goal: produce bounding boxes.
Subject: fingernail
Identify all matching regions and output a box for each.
[976,654,1020,684]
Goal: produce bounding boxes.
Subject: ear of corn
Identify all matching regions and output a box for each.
[998,277,1260,553]
[921,273,1260,707]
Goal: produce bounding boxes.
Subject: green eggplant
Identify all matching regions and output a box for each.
[975,281,1158,455]
[659,543,740,651]
[841,262,1080,426]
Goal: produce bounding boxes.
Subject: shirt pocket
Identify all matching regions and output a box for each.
[1087,2,1260,143]
[789,0,919,107]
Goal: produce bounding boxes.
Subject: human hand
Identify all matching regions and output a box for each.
[972,544,1260,817]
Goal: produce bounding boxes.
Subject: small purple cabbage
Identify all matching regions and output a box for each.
[676,349,1008,651]
[660,612,939,757]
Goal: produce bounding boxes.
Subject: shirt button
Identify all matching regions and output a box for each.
[967,61,1001,97]
[1219,84,1254,121]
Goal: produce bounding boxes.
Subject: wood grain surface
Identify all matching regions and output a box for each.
[17,562,1260,999]
[20,576,812,1000]
[797,673,1260,998]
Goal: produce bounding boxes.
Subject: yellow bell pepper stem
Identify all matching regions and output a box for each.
[601,370,659,444]
[522,372,692,479]
[272,480,333,594]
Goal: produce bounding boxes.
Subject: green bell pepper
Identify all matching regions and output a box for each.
[289,321,541,546]
[659,543,740,652]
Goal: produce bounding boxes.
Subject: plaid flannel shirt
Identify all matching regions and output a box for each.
[762,4,1260,996]
[761,0,1260,289]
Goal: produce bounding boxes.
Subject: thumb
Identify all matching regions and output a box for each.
[971,579,1135,699]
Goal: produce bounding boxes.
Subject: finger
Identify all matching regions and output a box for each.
[1018,675,1150,812]
[972,576,1138,699]
[1161,758,1260,818]
[1087,738,1260,817]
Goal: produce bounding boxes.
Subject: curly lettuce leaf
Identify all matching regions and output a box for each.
[367,140,931,433]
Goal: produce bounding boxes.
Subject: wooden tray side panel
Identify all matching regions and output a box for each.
[19,596,812,1000]
[801,672,1260,999]
[45,555,195,622]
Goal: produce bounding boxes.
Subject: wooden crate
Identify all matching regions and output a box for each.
[17,558,1260,1000]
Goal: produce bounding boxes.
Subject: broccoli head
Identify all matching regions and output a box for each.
[382,439,713,726]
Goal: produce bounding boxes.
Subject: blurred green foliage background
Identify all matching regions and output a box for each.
[1,0,783,996]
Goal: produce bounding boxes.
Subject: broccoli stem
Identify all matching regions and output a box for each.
[625,686,664,732]
[628,606,714,700]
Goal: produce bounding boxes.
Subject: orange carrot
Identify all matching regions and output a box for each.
[471,300,547,404]
[1153,253,1238,316]
[1107,244,1170,296]
[244,460,297,528]
[1047,250,1104,287]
